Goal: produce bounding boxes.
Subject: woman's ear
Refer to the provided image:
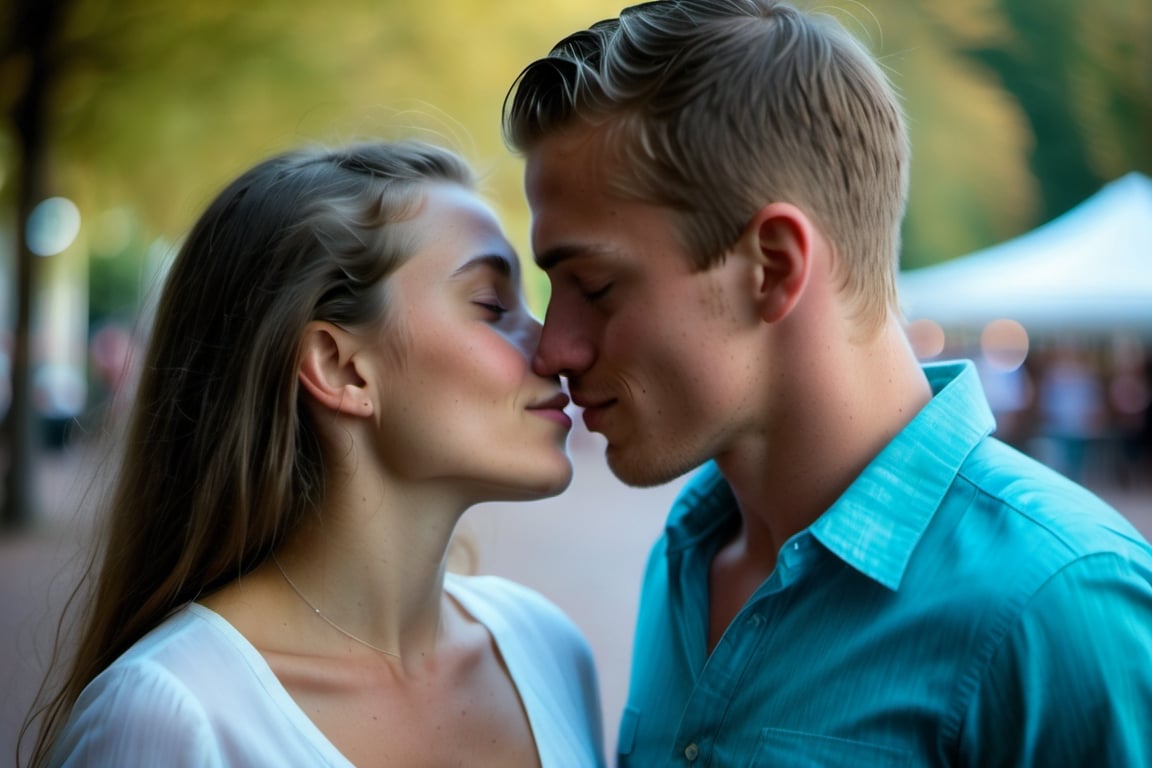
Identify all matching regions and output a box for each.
[298,322,374,418]
[740,202,815,324]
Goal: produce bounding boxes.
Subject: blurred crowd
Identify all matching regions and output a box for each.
[2,325,1149,492]
[977,336,1151,489]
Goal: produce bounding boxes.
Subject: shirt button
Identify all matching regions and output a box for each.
[684,743,699,761]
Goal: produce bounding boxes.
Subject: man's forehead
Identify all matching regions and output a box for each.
[525,123,619,198]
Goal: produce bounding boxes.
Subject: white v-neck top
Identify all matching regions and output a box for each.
[49,574,605,767]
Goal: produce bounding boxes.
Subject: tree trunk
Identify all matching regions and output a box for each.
[2,0,67,530]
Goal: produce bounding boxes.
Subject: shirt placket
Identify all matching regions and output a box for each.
[670,533,818,766]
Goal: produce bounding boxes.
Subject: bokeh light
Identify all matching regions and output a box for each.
[905,318,946,359]
[26,197,82,256]
[980,318,1030,371]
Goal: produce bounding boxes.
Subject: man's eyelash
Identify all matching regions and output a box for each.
[582,284,613,304]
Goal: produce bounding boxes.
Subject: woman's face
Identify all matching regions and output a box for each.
[364,182,573,502]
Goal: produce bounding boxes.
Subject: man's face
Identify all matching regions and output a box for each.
[525,127,766,487]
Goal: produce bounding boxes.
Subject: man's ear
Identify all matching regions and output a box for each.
[739,202,814,324]
[298,321,374,418]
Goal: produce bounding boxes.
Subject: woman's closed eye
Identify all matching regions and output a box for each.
[475,299,509,318]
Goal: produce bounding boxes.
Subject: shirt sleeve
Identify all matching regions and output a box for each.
[960,550,1152,766]
[50,660,224,768]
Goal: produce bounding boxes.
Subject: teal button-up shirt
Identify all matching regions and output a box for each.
[618,361,1152,766]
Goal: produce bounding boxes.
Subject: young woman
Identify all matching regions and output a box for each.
[25,141,604,767]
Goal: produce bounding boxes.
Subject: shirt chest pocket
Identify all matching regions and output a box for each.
[749,728,912,767]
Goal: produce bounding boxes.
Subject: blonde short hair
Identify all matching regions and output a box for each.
[505,0,909,330]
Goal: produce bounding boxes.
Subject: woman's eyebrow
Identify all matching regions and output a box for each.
[453,253,517,279]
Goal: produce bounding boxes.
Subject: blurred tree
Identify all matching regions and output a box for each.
[0,0,624,526]
[963,0,1151,224]
[1,0,72,529]
[973,0,1099,220]
[865,0,1037,269]
[1,0,1148,525]
[1073,0,1152,179]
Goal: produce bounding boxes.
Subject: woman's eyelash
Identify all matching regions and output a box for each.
[476,301,508,316]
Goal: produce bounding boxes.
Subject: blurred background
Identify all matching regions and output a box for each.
[3,0,1151,526]
[2,0,1150,761]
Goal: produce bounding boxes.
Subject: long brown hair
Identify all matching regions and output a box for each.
[23,140,474,767]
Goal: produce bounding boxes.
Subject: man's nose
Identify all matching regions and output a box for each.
[532,308,596,379]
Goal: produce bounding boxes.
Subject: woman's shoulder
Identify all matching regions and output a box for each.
[50,604,350,767]
[87,604,223,674]
[67,604,257,715]
[102,604,258,676]
[49,607,242,764]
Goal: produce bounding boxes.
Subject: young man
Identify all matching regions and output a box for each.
[504,0,1152,764]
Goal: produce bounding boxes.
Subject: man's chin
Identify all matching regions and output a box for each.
[604,442,695,488]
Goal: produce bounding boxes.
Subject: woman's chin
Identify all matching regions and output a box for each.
[481,460,574,503]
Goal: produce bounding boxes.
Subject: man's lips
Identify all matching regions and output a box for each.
[574,396,616,432]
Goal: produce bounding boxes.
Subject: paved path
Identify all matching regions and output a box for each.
[3,431,1150,764]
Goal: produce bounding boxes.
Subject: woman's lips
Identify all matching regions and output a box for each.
[530,406,573,429]
[528,393,574,429]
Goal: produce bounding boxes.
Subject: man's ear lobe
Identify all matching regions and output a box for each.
[744,202,814,324]
[297,322,374,417]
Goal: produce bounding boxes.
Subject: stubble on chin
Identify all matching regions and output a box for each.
[603,438,700,489]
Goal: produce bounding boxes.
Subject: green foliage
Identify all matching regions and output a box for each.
[857,0,1149,268]
[2,0,1149,307]
[5,0,627,313]
[963,0,1132,222]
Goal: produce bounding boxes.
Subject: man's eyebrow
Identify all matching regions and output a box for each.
[535,244,610,271]
[453,253,517,279]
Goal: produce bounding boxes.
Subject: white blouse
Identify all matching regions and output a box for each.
[49,574,605,767]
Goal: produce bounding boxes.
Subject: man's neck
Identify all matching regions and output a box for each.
[714,317,931,579]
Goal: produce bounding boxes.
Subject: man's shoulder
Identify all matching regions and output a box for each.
[911,436,1152,636]
[958,437,1147,558]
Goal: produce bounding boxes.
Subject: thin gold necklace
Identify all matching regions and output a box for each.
[271,553,401,659]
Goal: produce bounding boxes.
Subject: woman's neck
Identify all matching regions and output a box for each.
[273,470,468,667]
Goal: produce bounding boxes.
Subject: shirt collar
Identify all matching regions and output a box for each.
[665,461,736,554]
[665,360,995,590]
[810,360,995,590]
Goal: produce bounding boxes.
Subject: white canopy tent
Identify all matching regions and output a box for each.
[898,172,1152,336]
